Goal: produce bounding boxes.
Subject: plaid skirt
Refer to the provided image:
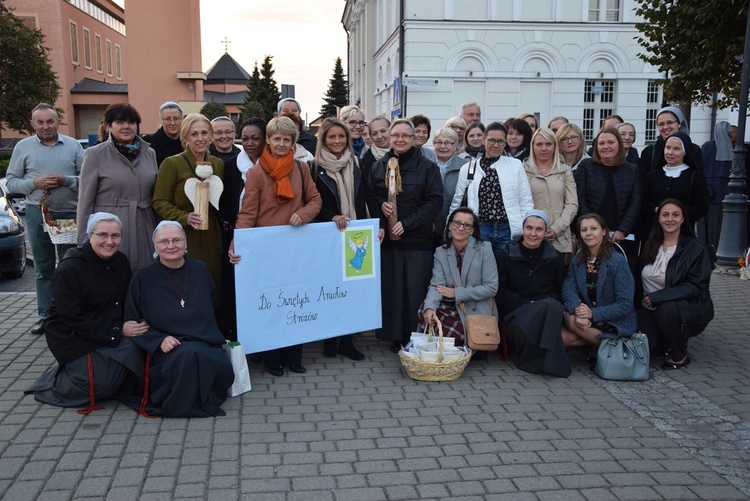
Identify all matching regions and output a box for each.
[417,300,465,341]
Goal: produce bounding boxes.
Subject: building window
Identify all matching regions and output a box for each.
[115,44,122,80]
[588,0,620,22]
[582,80,615,142]
[645,80,662,143]
[105,39,112,76]
[82,28,91,69]
[95,34,102,73]
[69,21,79,65]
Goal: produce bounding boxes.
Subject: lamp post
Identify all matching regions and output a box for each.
[716,6,750,266]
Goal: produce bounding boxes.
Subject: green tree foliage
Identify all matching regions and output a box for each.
[635,0,748,108]
[239,56,281,122]
[199,101,228,120]
[320,57,348,118]
[0,0,60,134]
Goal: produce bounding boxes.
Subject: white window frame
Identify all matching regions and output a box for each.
[82,27,92,69]
[95,34,103,73]
[582,79,616,142]
[115,43,122,80]
[105,38,113,77]
[588,0,620,22]
[645,80,663,143]
[69,21,79,66]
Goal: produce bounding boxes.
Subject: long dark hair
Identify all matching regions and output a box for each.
[575,213,614,264]
[641,198,693,265]
[443,207,482,249]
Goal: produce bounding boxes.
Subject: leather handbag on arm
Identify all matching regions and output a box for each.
[460,302,500,351]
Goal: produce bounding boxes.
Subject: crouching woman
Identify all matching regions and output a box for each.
[26,213,146,413]
[497,210,569,377]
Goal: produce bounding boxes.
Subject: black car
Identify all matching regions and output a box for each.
[0,182,26,279]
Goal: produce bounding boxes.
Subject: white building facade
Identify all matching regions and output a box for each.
[341,0,735,149]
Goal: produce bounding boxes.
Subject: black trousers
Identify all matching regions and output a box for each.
[264,344,303,369]
[637,302,707,361]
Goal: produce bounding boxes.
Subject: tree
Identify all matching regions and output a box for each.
[199,102,228,120]
[319,57,348,118]
[0,0,60,135]
[239,56,280,122]
[257,55,281,121]
[239,62,263,122]
[635,0,747,109]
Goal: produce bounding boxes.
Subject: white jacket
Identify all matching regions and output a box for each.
[449,156,533,238]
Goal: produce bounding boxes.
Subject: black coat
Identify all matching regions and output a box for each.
[643,235,714,326]
[44,244,132,365]
[643,168,710,226]
[142,127,183,168]
[574,158,642,235]
[311,158,368,223]
[366,147,444,250]
[496,237,564,314]
[640,138,703,179]
[298,129,317,156]
[209,143,240,166]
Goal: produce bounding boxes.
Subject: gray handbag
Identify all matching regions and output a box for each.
[594,332,650,381]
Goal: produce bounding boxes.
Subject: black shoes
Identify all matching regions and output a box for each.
[389,341,402,354]
[340,347,365,361]
[662,355,690,370]
[288,364,306,374]
[30,320,45,335]
[267,366,284,377]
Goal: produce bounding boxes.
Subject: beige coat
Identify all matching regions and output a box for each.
[524,161,578,253]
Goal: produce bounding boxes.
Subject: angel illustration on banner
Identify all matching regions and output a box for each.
[347,233,369,273]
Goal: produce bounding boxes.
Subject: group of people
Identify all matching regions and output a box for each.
[7,98,721,417]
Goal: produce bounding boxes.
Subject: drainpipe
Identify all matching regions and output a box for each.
[399,0,406,118]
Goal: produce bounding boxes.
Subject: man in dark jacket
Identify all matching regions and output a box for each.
[277,98,317,155]
[142,101,184,167]
[366,119,443,352]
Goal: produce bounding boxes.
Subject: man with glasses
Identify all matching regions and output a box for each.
[277,98,317,155]
[209,116,240,164]
[143,101,184,167]
[366,119,444,353]
[6,103,83,335]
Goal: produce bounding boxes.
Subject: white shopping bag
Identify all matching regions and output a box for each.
[223,341,252,396]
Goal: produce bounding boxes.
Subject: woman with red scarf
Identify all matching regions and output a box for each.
[229,116,322,377]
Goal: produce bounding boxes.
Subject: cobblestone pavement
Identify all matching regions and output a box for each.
[0,274,748,500]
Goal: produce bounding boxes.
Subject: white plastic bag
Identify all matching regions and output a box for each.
[223,341,252,396]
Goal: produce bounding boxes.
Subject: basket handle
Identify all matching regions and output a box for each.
[427,320,445,363]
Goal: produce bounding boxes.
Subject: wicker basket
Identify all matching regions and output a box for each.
[399,322,472,382]
[40,189,77,245]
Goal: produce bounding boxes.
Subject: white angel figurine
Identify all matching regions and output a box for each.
[184,162,223,230]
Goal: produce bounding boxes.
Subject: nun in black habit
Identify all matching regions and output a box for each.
[123,220,233,417]
[497,210,570,377]
[25,213,146,414]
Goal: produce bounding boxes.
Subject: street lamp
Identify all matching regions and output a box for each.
[716,7,750,266]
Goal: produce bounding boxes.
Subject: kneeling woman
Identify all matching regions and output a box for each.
[418,208,498,344]
[26,213,146,414]
[497,210,569,377]
[562,213,636,348]
[124,221,233,417]
[638,199,714,370]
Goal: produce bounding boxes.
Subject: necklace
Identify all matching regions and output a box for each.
[162,261,189,307]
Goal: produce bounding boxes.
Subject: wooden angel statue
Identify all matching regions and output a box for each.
[184,162,223,230]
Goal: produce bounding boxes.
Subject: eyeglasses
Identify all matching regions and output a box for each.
[560,135,581,143]
[161,117,182,123]
[347,120,366,128]
[92,232,122,241]
[485,138,507,146]
[433,140,455,147]
[450,125,466,133]
[450,220,474,231]
[155,237,186,247]
[391,134,414,140]
[657,119,678,128]
[213,130,235,136]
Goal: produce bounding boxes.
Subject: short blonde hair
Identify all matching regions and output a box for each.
[180,113,212,146]
[443,116,467,130]
[556,123,587,162]
[340,105,364,123]
[266,116,298,142]
[433,128,458,143]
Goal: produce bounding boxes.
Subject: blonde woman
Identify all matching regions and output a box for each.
[524,128,578,257]
[556,123,589,171]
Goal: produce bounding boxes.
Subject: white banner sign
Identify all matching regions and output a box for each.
[234,219,382,353]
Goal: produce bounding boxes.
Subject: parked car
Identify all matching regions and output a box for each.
[0,178,25,214]
[0,182,26,279]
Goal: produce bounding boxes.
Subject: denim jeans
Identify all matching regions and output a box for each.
[479,220,511,257]
[25,204,76,319]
